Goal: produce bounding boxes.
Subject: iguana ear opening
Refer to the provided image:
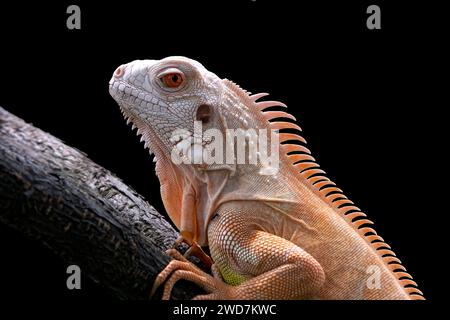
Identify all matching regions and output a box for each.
[196,104,212,123]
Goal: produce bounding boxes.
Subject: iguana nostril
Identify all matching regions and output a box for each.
[196,104,212,123]
[114,66,124,78]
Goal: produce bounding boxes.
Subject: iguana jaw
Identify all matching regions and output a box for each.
[117,103,216,171]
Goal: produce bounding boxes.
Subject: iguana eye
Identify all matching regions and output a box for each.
[161,72,184,88]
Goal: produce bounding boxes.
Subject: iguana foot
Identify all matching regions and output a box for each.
[150,257,230,300]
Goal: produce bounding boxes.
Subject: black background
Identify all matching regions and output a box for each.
[0,0,444,308]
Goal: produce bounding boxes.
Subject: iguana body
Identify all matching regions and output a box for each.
[109,56,423,300]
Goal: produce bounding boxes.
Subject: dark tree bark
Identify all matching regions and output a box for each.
[0,106,201,300]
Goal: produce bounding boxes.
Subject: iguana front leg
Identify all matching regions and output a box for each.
[153,206,325,300]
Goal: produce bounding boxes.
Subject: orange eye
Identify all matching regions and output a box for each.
[161,73,184,88]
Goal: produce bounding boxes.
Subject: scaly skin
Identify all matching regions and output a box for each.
[109,57,424,300]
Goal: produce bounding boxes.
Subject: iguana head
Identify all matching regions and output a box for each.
[109,56,224,163]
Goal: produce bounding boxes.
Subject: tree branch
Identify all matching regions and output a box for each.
[0,106,201,299]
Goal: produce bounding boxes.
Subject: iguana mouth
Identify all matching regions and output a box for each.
[109,80,163,116]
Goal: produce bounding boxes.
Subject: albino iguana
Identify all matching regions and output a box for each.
[108,56,423,300]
